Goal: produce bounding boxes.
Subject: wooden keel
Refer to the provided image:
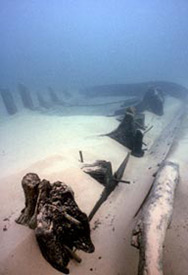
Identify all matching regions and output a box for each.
[131,161,179,275]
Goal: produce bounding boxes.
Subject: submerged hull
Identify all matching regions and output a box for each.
[81,81,188,99]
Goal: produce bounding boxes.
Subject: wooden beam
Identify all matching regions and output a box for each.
[131,161,179,275]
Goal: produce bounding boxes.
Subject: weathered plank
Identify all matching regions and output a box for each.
[131,161,179,275]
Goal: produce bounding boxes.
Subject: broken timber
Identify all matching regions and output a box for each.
[84,152,130,221]
[131,161,179,275]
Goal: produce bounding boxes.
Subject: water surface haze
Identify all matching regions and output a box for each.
[0,0,188,91]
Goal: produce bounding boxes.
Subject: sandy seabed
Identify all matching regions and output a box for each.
[0,95,188,275]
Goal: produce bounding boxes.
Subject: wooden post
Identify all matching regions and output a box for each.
[18,83,34,110]
[0,88,18,115]
[131,161,179,275]
[37,92,51,109]
[48,86,65,105]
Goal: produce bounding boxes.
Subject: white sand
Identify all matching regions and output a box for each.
[0,96,188,275]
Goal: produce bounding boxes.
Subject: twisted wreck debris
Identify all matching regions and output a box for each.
[107,87,166,157]
[16,173,94,274]
[135,87,164,116]
[107,107,145,157]
[82,153,130,221]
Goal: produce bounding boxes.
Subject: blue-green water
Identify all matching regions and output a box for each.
[0,3,188,274]
[0,0,188,96]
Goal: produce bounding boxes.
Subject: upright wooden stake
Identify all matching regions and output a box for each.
[79,151,84,163]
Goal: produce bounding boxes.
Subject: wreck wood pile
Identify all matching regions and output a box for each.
[16,173,94,274]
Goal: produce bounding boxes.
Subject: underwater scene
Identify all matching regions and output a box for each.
[1,1,188,274]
